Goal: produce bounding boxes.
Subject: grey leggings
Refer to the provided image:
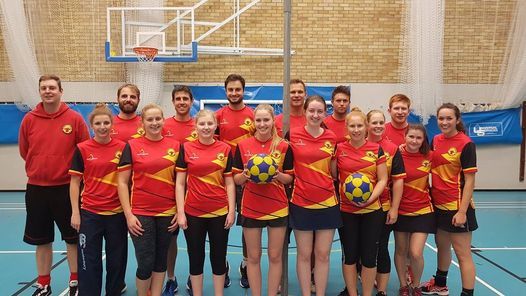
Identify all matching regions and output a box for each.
[130,215,173,280]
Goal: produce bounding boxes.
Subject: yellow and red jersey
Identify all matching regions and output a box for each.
[111,115,143,142]
[176,140,233,218]
[384,122,407,147]
[377,138,406,211]
[288,127,337,209]
[163,117,197,143]
[215,105,255,152]
[431,132,477,211]
[69,138,126,215]
[233,137,293,220]
[275,113,307,137]
[399,150,434,216]
[324,115,348,144]
[335,140,386,214]
[118,137,180,217]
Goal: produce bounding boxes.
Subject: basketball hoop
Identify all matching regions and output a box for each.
[133,46,158,62]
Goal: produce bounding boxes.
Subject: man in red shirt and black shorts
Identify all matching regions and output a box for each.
[19,75,90,296]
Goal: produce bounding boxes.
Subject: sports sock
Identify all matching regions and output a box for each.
[460,288,474,296]
[434,269,448,287]
[38,274,51,286]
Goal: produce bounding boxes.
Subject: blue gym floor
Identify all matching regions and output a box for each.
[1,191,525,295]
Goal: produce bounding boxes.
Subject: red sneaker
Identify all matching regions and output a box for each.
[399,285,411,296]
[420,278,449,296]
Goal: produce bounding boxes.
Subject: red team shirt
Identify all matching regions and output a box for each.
[377,138,406,211]
[399,150,434,216]
[288,127,338,209]
[111,115,144,142]
[176,140,233,218]
[233,138,293,220]
[431,132,477,211]
[384,122,408,146]
[335,140,386,214]
[275,114,307,137]
[323,115,348,144]
[118,137,180,217]
[216,105,255,152]
[69,138,126,215]
[163,117,197,143]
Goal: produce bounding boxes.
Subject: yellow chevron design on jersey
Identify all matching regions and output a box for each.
[258,207,289,220]
[298,157,332,178]
[110,150,122,164]
[405,176,429,193]
[197,170,225,188]
[155,206,177,216]
[145,167,175,185]
[97,205,124,215]
[303,195,337,209]
[199,206,228,217]
[361,150,378,163]
[163,149,178,163]
[92,171,119,187]
[431,165,458,184]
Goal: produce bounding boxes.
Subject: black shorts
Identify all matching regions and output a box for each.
[289,203,342,231]
[240,215,288,228]
[394,213,436,234]
[436,207,478,233]
[23,184,77,245]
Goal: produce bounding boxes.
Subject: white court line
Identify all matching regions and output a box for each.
[0,250,66,254]
[425,243,505,296]
[0,202,25,205]
[471,247,526,251]
[0,208,26,210]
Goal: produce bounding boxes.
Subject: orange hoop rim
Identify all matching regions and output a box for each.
[133,46,158,61]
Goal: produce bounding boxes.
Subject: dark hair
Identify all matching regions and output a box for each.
[406,123,431,155]
[389,94,411,108]
[39,74,62,92]
[303,95,327,111]
[224,74,246,90]
[117,83,140,99]
[437,103,465,133]
[331,85,350,100]
[290,78,306,91]
[172,85,193,101]
[88,103,113,125]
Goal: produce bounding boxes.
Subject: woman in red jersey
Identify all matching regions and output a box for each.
[332,108,388,296]
[69,104,127,295]
[175,109,236,296]
[117,103,180,296]
[232,104,293,296]
[288,95,341,296]
[366,110,406,296]
[393,124,435,296]
[421,103,478,296]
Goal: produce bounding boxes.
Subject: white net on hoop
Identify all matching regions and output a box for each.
[125,0,165,108]
[400,0,444,124]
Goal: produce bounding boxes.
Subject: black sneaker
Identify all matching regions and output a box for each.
[337,287,348,296]
[224,261,231,288]
[69,280,78,296]
[186,276,193,296]
[32,284,52,296]
[376,292,387,296]
[239,262,249,288]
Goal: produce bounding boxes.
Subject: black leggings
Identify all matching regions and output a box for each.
[184,214,229,275]
[377,218,393,273]
[339,210,384,267]
[130,216,173,280]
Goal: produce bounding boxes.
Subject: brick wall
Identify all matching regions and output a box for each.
[0,0,516,84]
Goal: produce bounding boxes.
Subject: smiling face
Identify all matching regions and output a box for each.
[254,108,274,139]
[367,112,385,139]
[91,114,112,141]
[405,128,425,153]
[290,83,306,109]
[117,87,140,115]
[305,100,326,127]
[437,107,460,137]
[39,79,63,107]
[172,90,192,117]
[347,114,367,143]
[141,108,164,138]
[388,101,409,126]
[225,80,244,106]
[196,113,217,141]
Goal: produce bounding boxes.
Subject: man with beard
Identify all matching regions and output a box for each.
[19,75,90,296]
[214,74,255,290]
[324,85,351,144]
[275,79,307,137]
[384,94,411,146]
[111,84,143,142]
[161,85,196,296]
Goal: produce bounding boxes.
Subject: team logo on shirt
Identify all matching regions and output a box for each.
[62,124,73,134]
[137,127,145,135]
[216,152,226,161]
[167,148,176,157]
[271,151,282,160]
[447,147,457,156]
[188,130,198,140]
[189,152,199,160]
[86,154,98,161]
[295,139,306,146]
[137,149,149,156]
[110,128,118,135]
[418,160,431,172]
[362,151,378,162]
[244,150,254,158]
[320,141,334,154]
[384,152,391,161]
[164,130,174,137]
[111,150,122,164]
[164,148,178,162]
[243,118,253,127]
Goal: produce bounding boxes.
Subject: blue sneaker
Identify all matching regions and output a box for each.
[239,262,249,288]
[186,276,193,296]
[224,261,231,288]
[162,278,178,296]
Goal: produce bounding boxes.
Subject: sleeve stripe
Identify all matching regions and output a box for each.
[463,167,477,173]
[175,167,187,172]
[68,170,83,176]
[392,173,407,179]
[117,164,131,172]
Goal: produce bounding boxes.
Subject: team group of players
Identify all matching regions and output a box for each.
[18,74,478,296]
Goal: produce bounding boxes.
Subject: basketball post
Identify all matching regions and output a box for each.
[280,0,291,295]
